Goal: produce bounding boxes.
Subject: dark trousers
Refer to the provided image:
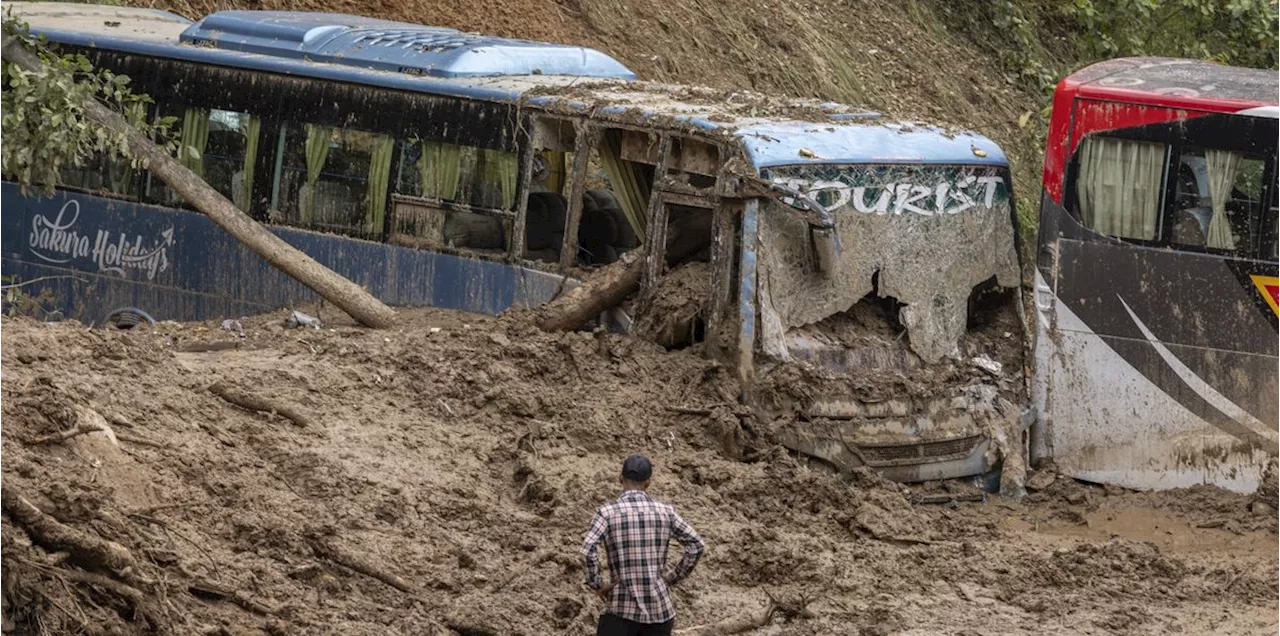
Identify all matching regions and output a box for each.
[597,613,674,636]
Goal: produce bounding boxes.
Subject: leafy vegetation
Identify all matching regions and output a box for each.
[1,19,176,195]
[937,0,1279,99]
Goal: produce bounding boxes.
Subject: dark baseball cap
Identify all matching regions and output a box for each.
[621,454,653,482]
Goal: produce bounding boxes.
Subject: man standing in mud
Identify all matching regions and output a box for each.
[581,454,706,636]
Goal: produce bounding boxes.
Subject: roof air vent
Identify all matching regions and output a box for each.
[180,11,636,79]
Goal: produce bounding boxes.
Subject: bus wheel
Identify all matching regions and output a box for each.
[104,307,157,330]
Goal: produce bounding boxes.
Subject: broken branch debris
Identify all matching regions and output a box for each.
[188,578,276,615]
[674,602,776,636]
[208,381,313,428]
[310,537,421,596]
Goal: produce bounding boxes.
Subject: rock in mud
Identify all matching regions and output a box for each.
[1025,470,1056,491]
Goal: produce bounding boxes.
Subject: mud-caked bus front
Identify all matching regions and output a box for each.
[733,124,1030,484]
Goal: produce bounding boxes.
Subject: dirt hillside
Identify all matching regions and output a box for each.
[2,309,1276,635]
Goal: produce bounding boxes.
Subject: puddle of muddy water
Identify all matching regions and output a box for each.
[1004,507,1277,557]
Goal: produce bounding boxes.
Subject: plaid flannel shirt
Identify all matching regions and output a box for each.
[580,490,706,624]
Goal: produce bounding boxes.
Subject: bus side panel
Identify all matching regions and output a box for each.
[2,185,567,323]
[1044,236,1278,492]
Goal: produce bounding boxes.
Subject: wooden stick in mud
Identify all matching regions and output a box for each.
[208,381,312,428]
[0,485,139,580]
[674,602,776,636]
[24,402,162,448]
[310,538,421,596]
[27,422,109,445]
[188,578,275,615]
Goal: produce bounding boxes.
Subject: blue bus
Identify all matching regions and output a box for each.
[3,2,1026,483]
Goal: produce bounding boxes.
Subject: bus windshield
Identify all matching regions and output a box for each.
[763,163,1020,363]
[759,162,1027,484]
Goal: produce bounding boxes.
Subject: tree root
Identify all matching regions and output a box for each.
[14,557,159,628]
[1,485,139,581]
[26,403,118,446]
[209,381,312,428]
[57,567,146,606]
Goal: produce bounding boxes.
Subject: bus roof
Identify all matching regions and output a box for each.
[1060,57,1278,113]
[8,2,1009,171]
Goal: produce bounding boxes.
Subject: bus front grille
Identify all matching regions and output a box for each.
[858,435,983,466]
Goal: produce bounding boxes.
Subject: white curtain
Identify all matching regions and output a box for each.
[1204,149,1242,251]
[1075,137,1165,240]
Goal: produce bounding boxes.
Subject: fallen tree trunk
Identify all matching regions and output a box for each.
[538,209,714,332]
[537,251,643,332]
[0,35,397,329]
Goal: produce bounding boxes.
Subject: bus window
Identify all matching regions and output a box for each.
[148,106,261,212]
[524,149,569,264]
[60,153,140,199]
[271,123,394,239]
[388,140,516,254]
[1171,147,1266,254]
[522,117,583,264]
[541,128,656,268]
[1073,136,1168,241]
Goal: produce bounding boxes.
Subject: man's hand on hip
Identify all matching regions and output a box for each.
[596,581,616,603]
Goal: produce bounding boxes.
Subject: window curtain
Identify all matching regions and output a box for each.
[597,131,649,243]
[481,149,518,209]
[541,150,567,194]
[365,134,395,237]
[106,156,136,196]
[1075,137,1165,240]
[303,124,333,224]
[238,115,261,212]
[419,140,462,201]
[179,108,210,179]
[1204,149,1242,251]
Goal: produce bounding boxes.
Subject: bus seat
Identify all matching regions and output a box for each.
[445,212,505,250]
[523,247,561,262]
[1171,208,1206,247]
[472,183,505,209]
[525,192,567,252]
[586,189,637,250]
[578,192,620,265]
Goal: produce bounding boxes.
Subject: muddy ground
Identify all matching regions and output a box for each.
[1,309,1276,635]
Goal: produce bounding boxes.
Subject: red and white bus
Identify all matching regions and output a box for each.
[1033,57,1278,493]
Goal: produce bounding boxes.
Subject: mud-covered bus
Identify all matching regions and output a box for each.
[3,3,1028,483]
[1033,57,1278,493]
